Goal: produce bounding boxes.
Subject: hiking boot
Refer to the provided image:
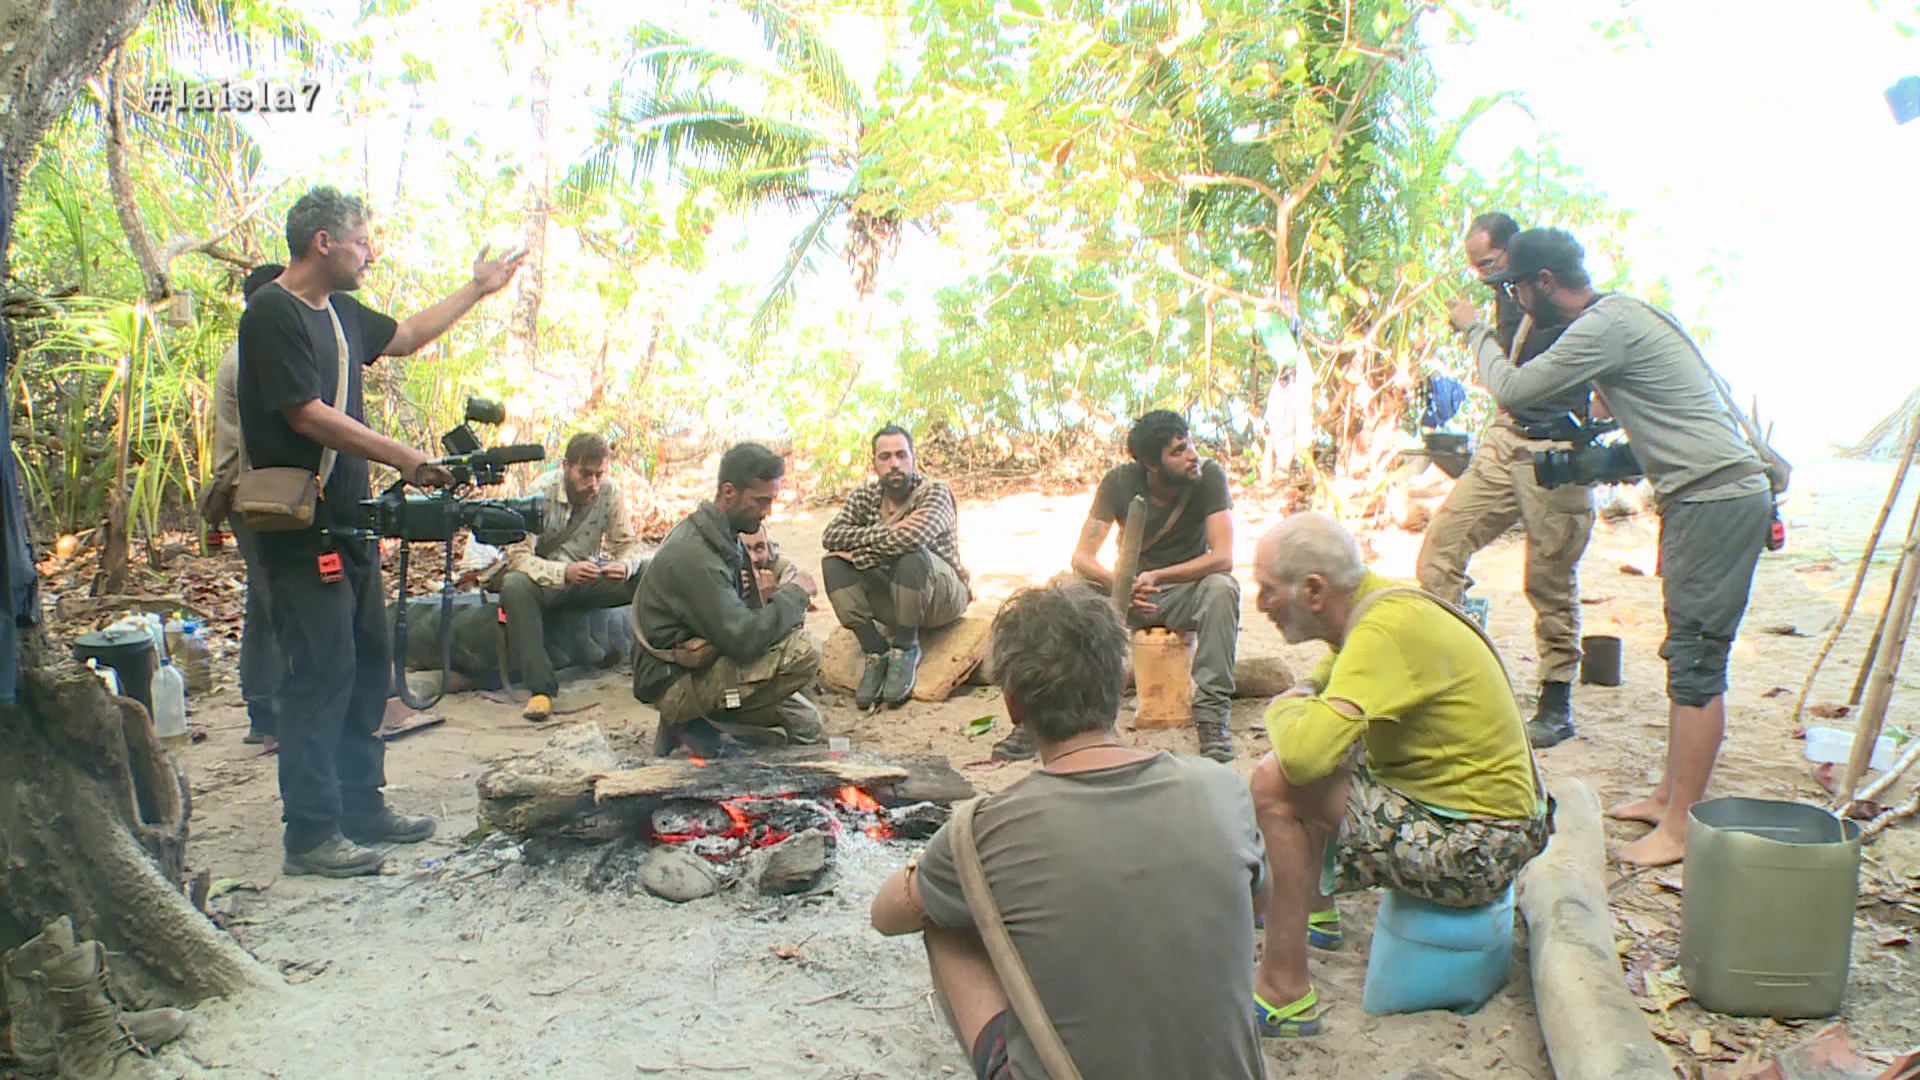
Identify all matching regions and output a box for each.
[853,654,888,710]
[882,646,921,708]
[33,942,168,1079]
[991,724,1036,762]
[342,808,437,845]
[1196,719,1235,763]
[283,835,385,878]
[522,693,553,723]
[1527,681,1576,748]
[4,918,186,1074]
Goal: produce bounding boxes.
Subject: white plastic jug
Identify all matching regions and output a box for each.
[150,659,187,751]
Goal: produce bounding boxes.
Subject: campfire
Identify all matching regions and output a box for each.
[475,725,971,903]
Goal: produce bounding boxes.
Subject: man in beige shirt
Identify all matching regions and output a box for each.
[486,432,644,721]
[203,263,286,748]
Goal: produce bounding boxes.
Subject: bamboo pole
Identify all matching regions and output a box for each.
[1835,503,1920,809]
[1853,735,1920,807]
[1793,410,1920,721]
[1848,471,1920,706]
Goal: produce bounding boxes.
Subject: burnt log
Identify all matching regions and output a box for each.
[476,723,974,841]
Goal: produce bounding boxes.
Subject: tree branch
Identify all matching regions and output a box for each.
[157,175,299,266]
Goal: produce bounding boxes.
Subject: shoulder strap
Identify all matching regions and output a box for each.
[950,799,1085,1080]
[1345,586,1545,810]
[1144,472,1199,550]
[1619,297,1775,459]
[317,300,351,488]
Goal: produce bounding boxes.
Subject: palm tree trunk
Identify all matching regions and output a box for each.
[102,51,169,303]
[502,0,552,442]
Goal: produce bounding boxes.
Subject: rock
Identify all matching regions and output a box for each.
[885,802,951,841]
[1232,656,1297,699]
[821,618,992,702]
[758,830,833,896]
[641,847,720,902]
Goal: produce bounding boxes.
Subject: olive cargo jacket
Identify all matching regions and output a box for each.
[630,501,808,702]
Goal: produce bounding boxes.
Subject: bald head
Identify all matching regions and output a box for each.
[1254,513,1366,645]
[1256,513,1364,591]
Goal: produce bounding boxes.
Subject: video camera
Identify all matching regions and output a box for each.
[358,397,548,545]
[357,396,551,711]
[1532,414,1644,489]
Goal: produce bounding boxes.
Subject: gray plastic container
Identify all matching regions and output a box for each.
[1680,797,1861,1018]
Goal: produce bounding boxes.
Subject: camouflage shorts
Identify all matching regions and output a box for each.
[1325,767,1551,908]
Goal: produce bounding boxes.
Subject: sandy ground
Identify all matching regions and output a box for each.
[141,455,1920,1079]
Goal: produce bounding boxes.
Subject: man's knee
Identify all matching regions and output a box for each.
[1194,572,1240,609]
[1248,753,1290,814]
[1662,633,1730,707]
[780,629,823,678]
[821,555,861,593]
[499,570,540,605]
[890,546,933,590]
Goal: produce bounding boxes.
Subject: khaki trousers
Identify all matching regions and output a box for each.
[824,549,969,639]
[654,628,823,745]
[1415,419,1595,685]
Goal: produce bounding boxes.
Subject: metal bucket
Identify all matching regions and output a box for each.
[1680,797,1861,1018]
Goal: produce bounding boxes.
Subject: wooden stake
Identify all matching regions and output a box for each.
[1849,468,1920,706]
[1794,407,1920,721]
[1836,502,1920,808]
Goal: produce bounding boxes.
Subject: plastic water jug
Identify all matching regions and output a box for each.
[166,618,213,695]
[1131,628,1195,729]
[1681,797,1861,1018]
[1362,884,1516,1016]
[150,659,188,752]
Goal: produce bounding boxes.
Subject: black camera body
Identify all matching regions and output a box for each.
[356,396,549,545]
[361,488,545,546]
[1532,414,1644,489]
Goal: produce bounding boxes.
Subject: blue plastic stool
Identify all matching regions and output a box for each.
[1361,884,1516,1016]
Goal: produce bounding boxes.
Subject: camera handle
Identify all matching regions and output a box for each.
[388,503,462,713]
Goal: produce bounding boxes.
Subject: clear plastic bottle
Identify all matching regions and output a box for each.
[151,657,188,752]
[172,618,213,695]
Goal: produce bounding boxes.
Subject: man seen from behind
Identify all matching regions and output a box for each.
[871,577,1267,1080]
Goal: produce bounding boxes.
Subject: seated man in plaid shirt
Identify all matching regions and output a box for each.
[821,425,972,709]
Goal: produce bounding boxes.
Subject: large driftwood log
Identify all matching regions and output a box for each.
[1516,780,1676,1080]
[820,618,992,703]
[477,724,974,839]
[0,667,274,1003]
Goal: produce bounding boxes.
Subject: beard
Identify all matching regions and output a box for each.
[1274,593,1324,644]
[880,470,913,494]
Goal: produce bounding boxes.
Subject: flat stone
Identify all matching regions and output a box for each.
[641,847,720,902]
[758,830,832,896]
[885,802,950,841]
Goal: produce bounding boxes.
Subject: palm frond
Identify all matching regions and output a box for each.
[743,0,866,125]
[750,196,844,337]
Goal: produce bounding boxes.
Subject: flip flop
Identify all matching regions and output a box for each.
[1308,908,1343,951]
[1253,987,1323,1038]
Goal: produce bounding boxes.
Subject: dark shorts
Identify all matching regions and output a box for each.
[971,1010,1013,1080]
[1658,490,1771,706]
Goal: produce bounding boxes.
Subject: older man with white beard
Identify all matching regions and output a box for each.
[1242,513,1548,1038]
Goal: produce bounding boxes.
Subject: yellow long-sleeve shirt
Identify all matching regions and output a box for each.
[1262,572,1539,821]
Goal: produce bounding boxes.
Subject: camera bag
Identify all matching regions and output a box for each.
[231,299,351,531]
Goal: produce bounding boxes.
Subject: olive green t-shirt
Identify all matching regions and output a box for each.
[914,752,1268,1080]
[1263,572,1539,820]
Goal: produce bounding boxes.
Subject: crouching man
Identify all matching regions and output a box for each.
[1247,513,1547,1037]
[871,578,1268,1080]
[821,425,971,709]
[630,443,823,754]
[488,432,644,722]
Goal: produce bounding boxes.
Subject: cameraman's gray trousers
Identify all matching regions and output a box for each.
[1416,417,1595,685]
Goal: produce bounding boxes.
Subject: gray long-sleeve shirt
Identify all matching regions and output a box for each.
[1469,294,1767,505]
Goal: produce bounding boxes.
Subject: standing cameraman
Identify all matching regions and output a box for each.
[1450,228,1780,868]
[1417,212,1596,749]
[239,186,523,878]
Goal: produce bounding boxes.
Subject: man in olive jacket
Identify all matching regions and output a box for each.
[631,443,823,755]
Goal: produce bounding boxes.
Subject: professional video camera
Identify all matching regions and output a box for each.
[1532,413,1644,489]
[359,397,548,544]
[356,396,550,709]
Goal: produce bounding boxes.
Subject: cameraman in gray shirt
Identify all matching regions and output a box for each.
[1448,228,1783,868]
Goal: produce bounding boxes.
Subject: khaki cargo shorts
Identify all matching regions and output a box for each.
[1325,765,1550,908]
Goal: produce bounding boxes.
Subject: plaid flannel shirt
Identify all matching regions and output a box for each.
[820,475,969,585]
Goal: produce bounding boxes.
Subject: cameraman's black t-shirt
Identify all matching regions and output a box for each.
[237,283,397,532]
[1494,288,1589,427]
[1091,459,1233,573]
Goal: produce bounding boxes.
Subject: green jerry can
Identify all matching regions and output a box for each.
[1680,797,1863,1018]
